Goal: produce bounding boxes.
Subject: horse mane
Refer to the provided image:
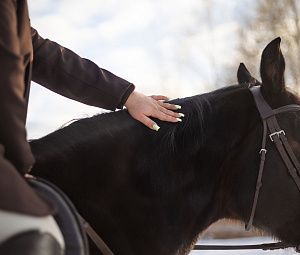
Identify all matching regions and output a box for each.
[31,85,255,164]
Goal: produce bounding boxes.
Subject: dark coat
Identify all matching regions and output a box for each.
[0,0,134,216]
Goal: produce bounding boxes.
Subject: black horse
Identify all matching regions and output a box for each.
[30,38,300,255]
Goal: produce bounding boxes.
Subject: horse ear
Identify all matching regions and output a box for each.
[260,37,285,94]
[237,63,261,86]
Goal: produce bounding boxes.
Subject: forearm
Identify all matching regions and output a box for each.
[31,28,135,110]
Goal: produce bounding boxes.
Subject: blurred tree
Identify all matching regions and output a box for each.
[234,0,300,92]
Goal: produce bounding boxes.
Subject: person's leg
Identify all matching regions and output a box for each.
[0,210,65,249]
[0,146,65,254]
[0,144,54,216]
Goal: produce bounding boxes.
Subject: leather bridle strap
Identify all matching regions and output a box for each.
[247,86,300,232]
[271,116,300,176]
[245,119,267,231]
[267,116,300,191]
[78,214,115,255]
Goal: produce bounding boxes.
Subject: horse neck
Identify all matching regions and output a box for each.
[204,88,260,221]
[122,88,258,253]
[30,87,256,255]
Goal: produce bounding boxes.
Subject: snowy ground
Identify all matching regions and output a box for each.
[189,237,298,255]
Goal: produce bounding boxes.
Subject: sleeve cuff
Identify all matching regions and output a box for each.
[116,83,135,109]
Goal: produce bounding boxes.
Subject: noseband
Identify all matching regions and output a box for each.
[246,86,300,231]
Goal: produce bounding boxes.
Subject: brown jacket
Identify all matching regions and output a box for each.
[0,0,134,216]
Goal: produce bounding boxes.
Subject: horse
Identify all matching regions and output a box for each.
[30,37,300,255]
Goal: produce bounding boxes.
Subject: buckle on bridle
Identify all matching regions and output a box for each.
[259,149,267,154]
[269,130,285,141]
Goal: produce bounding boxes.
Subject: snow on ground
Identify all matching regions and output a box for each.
[189,237,298,254]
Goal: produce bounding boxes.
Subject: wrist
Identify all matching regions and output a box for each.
[125,91,138,108]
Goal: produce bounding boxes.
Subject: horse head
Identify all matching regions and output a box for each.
[231,37,300,246]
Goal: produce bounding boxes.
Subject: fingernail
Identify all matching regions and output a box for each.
[178,113,185,117]
[152,124,160,131]
[176,118,182,122]
[175,105,181,109]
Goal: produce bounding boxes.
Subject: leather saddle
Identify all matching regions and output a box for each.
[28,177,90,255]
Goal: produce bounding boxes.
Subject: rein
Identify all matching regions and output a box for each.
[79,86,300,254]
[79,214,115,255]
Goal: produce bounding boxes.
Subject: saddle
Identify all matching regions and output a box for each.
[28,177,90,255]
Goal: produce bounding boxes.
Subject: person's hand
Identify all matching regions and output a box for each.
[124,91,184,131]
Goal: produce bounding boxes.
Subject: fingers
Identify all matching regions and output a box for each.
[151,98,184,126]
[151,95,181,111]
[157,101,181,111]
[126,92,184,131]
[157,105,181,119]
[151,95,169,101]
[138,115,160,131]
[136,108,182,131]
[155,112,180,123]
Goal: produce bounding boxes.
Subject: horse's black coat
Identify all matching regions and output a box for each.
[31,38,300,255]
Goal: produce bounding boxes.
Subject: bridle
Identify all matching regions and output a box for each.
[246,85,300,231]
[194,85,300,252]
[81,85,300,254]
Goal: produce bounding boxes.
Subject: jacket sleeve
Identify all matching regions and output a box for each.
[0,0,35,173]
[31,28,135,110]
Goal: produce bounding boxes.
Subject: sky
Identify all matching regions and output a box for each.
[27,0,253,138]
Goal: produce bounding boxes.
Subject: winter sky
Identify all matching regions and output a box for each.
[27,0,253,138]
